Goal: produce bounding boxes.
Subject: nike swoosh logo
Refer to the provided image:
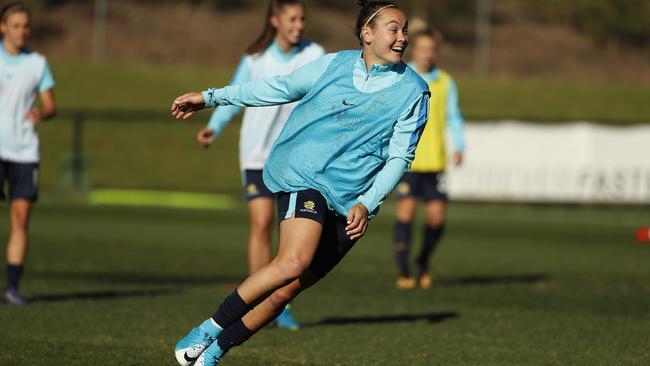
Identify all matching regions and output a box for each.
[184,352,198,362]
[342,100,354,106]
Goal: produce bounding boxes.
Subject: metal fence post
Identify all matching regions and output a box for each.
[474,0,492,75]
[72,113,84,191]
[93,0,108,61]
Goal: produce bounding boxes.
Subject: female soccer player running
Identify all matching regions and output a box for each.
[197,0,324,330]
[392,30,465,290]
[1,2,57,305]
[171,1,429,364]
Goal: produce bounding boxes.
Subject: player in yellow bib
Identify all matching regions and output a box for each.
[392,30,464,289]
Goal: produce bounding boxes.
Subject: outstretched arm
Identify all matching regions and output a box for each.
[198,58,251,147]
[172,54,336,120]
[204,57,251,139]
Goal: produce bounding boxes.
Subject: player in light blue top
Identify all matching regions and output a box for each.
[171,2,429,364]
[196,0,324,331]
[1,2,57,306]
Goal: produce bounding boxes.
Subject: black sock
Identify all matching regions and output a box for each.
[5,264,24,290]
[211,290,252,329]
[416,225,445,273]
[393,221,412,277]
[216,319,255,353]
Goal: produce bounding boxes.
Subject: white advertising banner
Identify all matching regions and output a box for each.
[446,121,650,203]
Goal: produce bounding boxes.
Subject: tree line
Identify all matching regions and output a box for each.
[29,0,650,48]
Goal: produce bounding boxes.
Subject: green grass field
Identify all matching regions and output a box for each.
[50,60,650,123]
[1,201,649,365]
[2,59,648,365]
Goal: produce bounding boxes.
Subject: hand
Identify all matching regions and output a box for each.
[453,151,464,167]
[197,127,215,148]
[26,108,42,125]
[346,203,369,240]
[171,92,206,120]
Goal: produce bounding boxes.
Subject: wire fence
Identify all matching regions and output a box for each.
[43,109,243,195]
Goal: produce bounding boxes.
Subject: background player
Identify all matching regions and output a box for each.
[196,0,324,330]
[1,2,57,305]
[392,29,464,289]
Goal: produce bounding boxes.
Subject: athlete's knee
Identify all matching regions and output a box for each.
[10,204,31,227]
[394,242,408,252]
[269,287,297,309]
[395,211,415,223]
[250,215,273,237]
[426,216,445,228]
[425,201,446,228]
[10,213,30,231]
[272,255,310,282]
[395,198,417,221]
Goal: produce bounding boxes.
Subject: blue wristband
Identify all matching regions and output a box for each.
[202,89,218,108]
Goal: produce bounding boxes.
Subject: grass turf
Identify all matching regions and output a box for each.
[1,201,649,365]
[50,60,650,124]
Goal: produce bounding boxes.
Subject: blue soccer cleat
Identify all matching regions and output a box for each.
[174,318,222,366]
[276,305,300,331]
[193,340,225,366]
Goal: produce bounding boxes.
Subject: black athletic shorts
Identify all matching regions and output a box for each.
[0,160,39,202]
[243,170,274,201]
[394,171,448,202]
[277,189,358,279]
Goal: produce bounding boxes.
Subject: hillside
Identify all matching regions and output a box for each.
[26,1,650,83]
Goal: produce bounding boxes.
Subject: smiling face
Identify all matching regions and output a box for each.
[361,8,408,66]
[1,11,31,52]
[271,3,305,48]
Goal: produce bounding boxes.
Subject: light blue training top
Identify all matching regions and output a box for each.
[408,62,464,151]
[203,51,430,217]
[0,42,55,163]
[206,39,324,171]
[208,40,320,137]
[205,56,249,136]
[206,40,311,136]
[0,42,55,92]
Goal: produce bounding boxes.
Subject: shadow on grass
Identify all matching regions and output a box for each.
[302,311,459,328]
[27,288,179,303]
[438,273,549,286]
[29,270,242,287]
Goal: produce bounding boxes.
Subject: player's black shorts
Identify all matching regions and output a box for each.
[0,160,39,202]
[277,189,358,279]
[243,170,274,201]
[394,171,448,202]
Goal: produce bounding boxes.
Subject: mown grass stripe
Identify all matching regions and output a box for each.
[88,189,235,210]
